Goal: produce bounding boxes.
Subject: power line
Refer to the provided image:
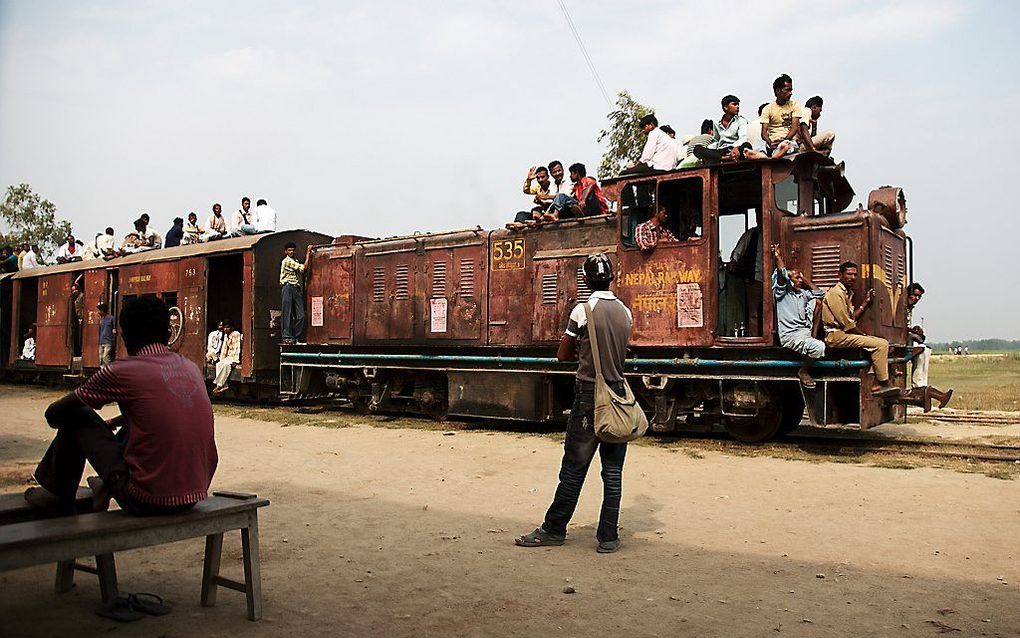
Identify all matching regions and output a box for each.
[556,0,613,107]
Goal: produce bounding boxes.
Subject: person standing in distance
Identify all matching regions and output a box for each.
[516,253,633,553]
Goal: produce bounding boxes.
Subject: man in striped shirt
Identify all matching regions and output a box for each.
[25,296,217,515]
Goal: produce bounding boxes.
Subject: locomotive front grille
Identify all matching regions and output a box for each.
[810,244,841,289]
[576,266,592,301]
[395,265,410,300]
[459,259,475,298]
[372,267,385,302]
[432,261,447,298]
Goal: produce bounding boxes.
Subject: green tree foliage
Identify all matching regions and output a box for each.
[0,183,72,260]
[596,91,654,180]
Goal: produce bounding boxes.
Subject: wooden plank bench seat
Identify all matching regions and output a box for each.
[0,491,269,621]
[0,488,95,525]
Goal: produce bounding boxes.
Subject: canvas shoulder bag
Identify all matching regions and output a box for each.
[582,302,648,443]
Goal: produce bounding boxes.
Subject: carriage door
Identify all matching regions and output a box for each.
[81,269,108,368]
[178,257,207,362]
[616,174,713,347]
[35,275,71,367]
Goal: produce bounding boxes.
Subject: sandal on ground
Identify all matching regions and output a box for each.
[95,596,145,623]
[514,527,565,547]
[597,539,620,553]
[128,592,172,616]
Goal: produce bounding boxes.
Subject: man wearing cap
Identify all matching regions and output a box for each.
[516,252,633,553]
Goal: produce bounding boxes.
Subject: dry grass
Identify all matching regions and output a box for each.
[928,352,1020,412]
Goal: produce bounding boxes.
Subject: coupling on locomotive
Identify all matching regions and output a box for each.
[0,154,947,442]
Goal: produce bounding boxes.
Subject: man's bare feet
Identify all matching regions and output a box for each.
[86,476,111,512]
[24,485,59,510]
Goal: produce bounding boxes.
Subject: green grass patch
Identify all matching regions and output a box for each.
[928,352,1020,412]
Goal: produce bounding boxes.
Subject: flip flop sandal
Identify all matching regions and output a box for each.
[128,592,172,616]
[95,596,145,623]
[514,527,565,547]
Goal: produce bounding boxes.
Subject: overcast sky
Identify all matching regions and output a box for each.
[1,1,1017,339]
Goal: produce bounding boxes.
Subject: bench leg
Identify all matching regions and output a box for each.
[240,510,263,621]
[96,554,119,604]
[201,533,224,607]
[55,560,75,593]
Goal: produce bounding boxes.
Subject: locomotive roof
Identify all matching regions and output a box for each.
[9,229,329,280]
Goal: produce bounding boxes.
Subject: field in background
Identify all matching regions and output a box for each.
[928,352,1020,412]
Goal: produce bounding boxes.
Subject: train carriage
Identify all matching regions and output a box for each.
[282,154,915,441]
[2,230,329,397]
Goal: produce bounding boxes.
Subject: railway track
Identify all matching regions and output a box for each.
[665,429,1020,464]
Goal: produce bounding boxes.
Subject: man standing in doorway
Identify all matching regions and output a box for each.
[516,253,633,553]
[280,242,310,344]
[98,302,116,366]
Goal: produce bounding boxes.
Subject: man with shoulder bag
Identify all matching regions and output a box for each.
[515,253,645,554]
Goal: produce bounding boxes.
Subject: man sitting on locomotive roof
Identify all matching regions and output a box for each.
[761,74,803,158]
[635,204,679,251]
[206,203,229,241]
[798,96,835,156]
[622,114,676,175]
[770,244,825,388]
[821,261,899,397]
[902,282,953,411]
[213,321,241,395]
[514,165,555,225]
[25,296,217,517]
[56,234,84,263]
[569,163,609,217]
[693,95,751,164]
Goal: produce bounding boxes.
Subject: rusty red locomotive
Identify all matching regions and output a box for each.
[280,154,914,441]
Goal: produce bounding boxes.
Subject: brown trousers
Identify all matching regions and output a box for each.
[824,330,889,382]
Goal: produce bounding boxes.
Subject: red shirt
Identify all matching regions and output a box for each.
[75,343,218,506]
[573,176,609,215]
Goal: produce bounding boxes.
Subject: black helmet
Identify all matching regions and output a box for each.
[582,252,614,285]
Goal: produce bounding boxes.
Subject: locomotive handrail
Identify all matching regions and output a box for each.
[280,352,913,369]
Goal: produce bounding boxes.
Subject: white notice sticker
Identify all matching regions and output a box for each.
[430,298,448,333]
[676,283,704,328]
[311,296,324,327]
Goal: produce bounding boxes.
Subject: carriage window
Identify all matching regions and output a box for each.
[619,180,656,248]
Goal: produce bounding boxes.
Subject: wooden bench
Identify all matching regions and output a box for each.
[0,491,269,621]
[0,488,95,525]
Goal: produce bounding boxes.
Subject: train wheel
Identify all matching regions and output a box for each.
[721,386,784,443]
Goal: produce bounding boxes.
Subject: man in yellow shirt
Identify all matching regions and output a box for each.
[760,74,802,159]
[280,242,310,344]
[821,260,899,397]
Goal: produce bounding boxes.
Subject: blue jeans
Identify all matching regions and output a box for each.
[281,283,305,340]
[542,380,628,542]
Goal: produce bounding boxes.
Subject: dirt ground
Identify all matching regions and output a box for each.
[1,385,1018,637]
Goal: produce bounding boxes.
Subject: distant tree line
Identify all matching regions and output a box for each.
[928,339,1020,352]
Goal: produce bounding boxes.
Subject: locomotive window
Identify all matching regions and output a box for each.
[657,178,703,241]
[774,174,798,215]
[619,180,656,248]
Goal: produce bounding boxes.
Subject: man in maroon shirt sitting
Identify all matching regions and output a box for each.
[26,296,218,516]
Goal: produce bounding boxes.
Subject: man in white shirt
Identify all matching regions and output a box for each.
[56,235,83,263]
[206,321,225,364]
[231,197,257,236]
[21,244,40,269]
[253,199,277,233]
[622,114,676,174]
[96,228,118,259]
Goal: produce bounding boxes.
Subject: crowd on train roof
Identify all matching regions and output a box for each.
[0,196,278,272]
[513,73,835,230]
